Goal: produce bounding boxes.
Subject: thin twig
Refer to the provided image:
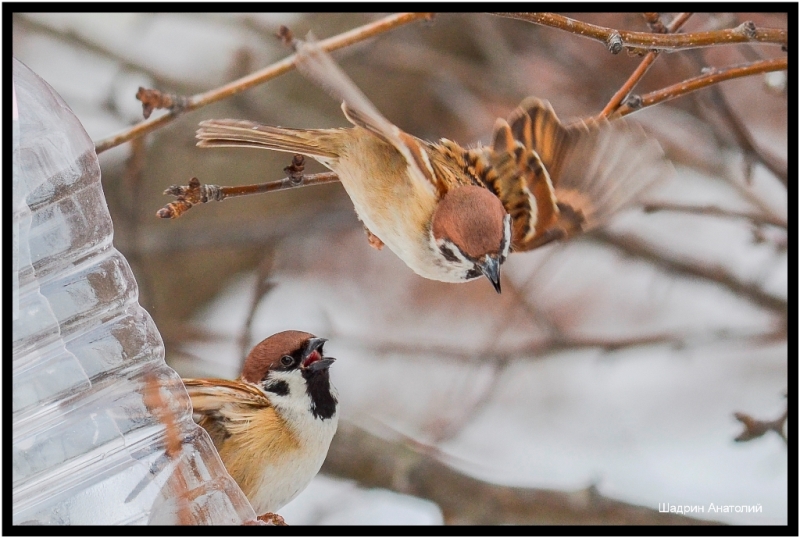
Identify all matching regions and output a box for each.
[643,202,787,229]
[615,57,787,117]
[94,13,434,154]
[600,13,693,118]
[156,172,340,219]
[136,87,190,119]
[492,13,787,52]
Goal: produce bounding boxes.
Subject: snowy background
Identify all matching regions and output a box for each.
[12,12,788,525]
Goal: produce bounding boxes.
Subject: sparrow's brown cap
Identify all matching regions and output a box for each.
[241,330,317,383]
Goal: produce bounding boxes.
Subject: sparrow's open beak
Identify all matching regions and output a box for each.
[480,256,501,294]
[302,337,330,369]
[305,357,336,372]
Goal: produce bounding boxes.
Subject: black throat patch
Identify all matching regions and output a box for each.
[302,369,337,420]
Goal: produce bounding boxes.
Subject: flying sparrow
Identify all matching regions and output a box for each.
[182,330,338,516]
[197,37,671,293]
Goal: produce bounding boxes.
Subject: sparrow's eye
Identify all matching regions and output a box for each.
[280,355,294,367]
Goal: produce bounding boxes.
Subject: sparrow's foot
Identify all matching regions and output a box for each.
[364,226,384,250]
[257,512,288,526]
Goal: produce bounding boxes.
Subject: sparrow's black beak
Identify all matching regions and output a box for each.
[480,256,501,294]
[302,337,331,370]
[304,337,327,356]
[306,357,336,372]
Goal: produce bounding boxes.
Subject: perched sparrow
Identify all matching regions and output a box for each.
[182,331,338,515]
[197,38,671,293]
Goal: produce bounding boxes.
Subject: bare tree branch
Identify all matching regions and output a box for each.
[734,408,788,444]
[616,58,787,117]
[599,12,693,118]
[492,13,787,52]
[322,422,724,525]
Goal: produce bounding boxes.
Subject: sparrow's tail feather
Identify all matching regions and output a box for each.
[196,119,343,161]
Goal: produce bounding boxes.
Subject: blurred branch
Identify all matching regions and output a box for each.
[492,13,787,52]
[141,373,192,525]
[734,408,788,444]
[642,203,787,229]
[594,230,787,316]
[600,12,693,118]
[139,209,354,254]
[353,326,784,366]
[428,357,512,444]
[239,249,277,362]
[670,38,789,188]
[93,12,434,154]
[118,136,157,308]
[615,57,787,117]
[323,422,724,525]
[693,62,788,187]
[642,12,668,34]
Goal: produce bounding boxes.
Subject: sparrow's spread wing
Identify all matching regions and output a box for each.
[472,118,560,249]
[482,98,671,251]
[551,113,671,232]
[182,378,275,447]
[294,35,445,197]
[507,98,574,185]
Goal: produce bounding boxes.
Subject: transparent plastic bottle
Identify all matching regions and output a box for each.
[11,58,258,525]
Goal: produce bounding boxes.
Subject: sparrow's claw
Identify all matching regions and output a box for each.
[364,226,384,250]
[257,512,288,526]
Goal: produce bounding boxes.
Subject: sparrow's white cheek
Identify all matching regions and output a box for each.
[429,236,481,282]
[263,370,311,413]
